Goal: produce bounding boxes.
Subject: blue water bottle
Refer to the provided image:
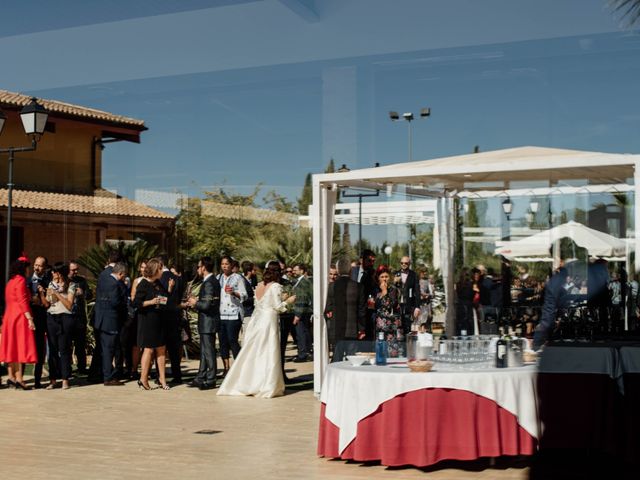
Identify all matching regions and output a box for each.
[375,331,388,365]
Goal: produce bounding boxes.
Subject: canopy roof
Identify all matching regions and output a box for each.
[317,146,638,192]
[495,221,632,259]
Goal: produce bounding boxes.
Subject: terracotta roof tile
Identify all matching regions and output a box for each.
[0,89,145,130]
[0,188,173,219]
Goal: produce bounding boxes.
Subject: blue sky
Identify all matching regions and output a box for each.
[1,0,639,212]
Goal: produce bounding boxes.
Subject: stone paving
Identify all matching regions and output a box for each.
[0,352,529,480]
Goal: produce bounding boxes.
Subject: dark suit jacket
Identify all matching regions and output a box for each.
[195,275,221,334]
[325,275,367,345]
[94,268,126,332]
[395,269,420,313]
[159,270,184,312]
[350,266,376,304]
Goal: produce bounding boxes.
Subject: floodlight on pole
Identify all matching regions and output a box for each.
[389,105,431,162]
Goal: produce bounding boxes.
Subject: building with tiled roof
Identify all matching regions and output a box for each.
[0,90,174,271]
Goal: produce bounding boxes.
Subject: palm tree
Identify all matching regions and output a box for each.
[77,240,161,282]
[610,0,640,26]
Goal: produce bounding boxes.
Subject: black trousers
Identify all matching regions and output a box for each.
[217,317,242,360]
[32,311,47,385]
[280,313,294,371]
[119,315,137,374]
[72,314,88,372]
[46,313,76,381]
[295,312,312,359]
[195,332,217,386]
[88,327,103,382]
[165,313,183,380]
[99,330,120,382]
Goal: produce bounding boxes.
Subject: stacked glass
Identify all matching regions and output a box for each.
[432,335,496,369]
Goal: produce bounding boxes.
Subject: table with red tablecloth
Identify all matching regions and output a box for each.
[318,361,539,468]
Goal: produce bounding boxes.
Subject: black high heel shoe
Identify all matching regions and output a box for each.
[137,380,151,390]
[6,379,16,389]
[15,381,31,390]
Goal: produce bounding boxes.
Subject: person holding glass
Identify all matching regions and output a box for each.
[42,262,77,390]
[374,265,404,357]
[218,255,247,377]
[133,258,170,390]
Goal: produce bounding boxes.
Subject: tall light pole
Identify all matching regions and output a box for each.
[389,107,431,162]
[0,97,49,283]
[389,107,430,264]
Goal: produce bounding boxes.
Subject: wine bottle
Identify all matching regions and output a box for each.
[375,331,388,365]
[496,334,508,368]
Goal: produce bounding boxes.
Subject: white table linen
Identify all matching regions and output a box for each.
[320,361,539,454]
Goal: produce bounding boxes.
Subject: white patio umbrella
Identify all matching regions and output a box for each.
[495,221,632,259]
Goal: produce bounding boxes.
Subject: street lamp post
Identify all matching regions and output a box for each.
[0,97,49,283]
[500,196,513,316]
[389,107,431,162]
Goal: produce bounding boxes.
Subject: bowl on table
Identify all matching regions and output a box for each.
[407,359,434,372]
[346,355,369,367]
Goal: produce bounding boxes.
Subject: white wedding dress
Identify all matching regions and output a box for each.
[217,282,287,398]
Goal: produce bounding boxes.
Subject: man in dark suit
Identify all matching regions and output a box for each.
[533,267,569,350]
[157,254,184,384]
[69,260,92,374]
[325,257,367,350]
[395,256,421,334]
[26,255,51,388]
[94,261,128,386]
[188,256,220,390]
[350,249,377,339]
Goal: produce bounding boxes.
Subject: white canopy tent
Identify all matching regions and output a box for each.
[495,221,633,259]
[311,146,640,395]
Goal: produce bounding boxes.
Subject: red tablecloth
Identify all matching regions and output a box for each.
[318,387,536,467]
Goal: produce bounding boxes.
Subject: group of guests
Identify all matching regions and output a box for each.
[0,256,90,389]
[0,251,315,395]
[324,249,437,358]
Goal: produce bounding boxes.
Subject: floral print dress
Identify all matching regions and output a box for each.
[374,286,404,357]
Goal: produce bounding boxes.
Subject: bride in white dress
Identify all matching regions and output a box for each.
[217,261,295,398]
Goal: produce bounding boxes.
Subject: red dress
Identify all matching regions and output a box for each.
[0,275,38,363]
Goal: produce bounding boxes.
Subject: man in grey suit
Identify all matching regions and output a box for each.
[188,256,220,390]
[325,258,367,351]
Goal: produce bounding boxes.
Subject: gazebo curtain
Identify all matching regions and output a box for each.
[312,182,337,395]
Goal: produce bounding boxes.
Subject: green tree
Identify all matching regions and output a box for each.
[297,173,313,215]
[610,0,640,26]
[263,190,297,213]
[325,158,335,173]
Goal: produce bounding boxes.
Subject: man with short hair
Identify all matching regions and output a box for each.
[325,257,367,351]
[241,260,256,320]
[188,256,220,390]
[218,255,247,375]
[94,261,128,386]
[292,263,313,362]
[26,255,51,388]
[69,261,92,374]
[351,249,377,339]
[395,256,421,334]
[328,264,338,283]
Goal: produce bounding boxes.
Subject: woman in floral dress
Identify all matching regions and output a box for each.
[374,265,404,357]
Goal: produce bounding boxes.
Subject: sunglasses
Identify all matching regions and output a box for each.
[400,262,409,265]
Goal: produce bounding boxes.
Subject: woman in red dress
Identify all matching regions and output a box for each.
[0,258,37,389]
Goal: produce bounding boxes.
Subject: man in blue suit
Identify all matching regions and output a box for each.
[94,261,128,386]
